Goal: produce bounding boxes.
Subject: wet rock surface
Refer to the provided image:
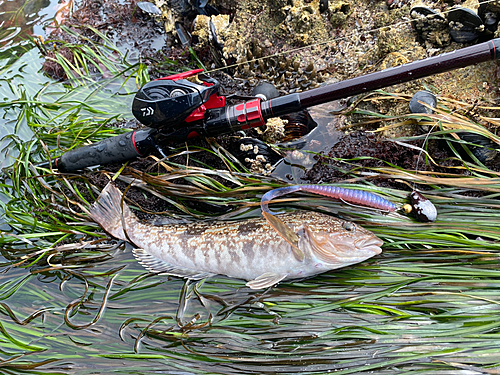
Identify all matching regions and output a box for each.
[302,131,457,186]
[49,0,500,107]
[45,0,500,204]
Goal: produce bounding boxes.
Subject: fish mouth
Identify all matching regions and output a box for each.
[355,236,383,255]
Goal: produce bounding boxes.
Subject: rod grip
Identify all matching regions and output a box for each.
[56,129,154,171]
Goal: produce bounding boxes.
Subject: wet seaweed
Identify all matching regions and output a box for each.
[3,25,500,375]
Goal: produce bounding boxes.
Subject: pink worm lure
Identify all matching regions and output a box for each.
[261,185,398,214]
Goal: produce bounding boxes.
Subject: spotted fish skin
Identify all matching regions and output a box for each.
[89,183,383,289]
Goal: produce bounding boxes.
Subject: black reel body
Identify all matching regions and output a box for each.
[132,70,222,130]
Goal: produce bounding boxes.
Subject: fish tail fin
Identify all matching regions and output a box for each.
[89,183,132,240]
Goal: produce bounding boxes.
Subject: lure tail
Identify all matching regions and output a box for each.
[261,184,397,214]
[89,183,132,240]
[261,186,301,215]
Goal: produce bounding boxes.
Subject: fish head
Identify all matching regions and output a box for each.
[300,217,383,269]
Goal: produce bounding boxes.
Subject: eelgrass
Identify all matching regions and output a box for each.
[3,34,500,374]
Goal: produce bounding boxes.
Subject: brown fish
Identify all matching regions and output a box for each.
[89,183,383,289]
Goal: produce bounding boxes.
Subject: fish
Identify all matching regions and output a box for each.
[89,183,384,289]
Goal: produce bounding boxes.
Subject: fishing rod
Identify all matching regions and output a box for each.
[48,38,500,172]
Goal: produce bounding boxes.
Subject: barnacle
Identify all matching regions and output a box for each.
[255,117,288,144]
[233,49,324,93]
[192,14,230,49]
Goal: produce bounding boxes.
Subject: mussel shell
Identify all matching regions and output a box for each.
[411,6,446,31]
[280,110,318,143]
[478,4,500,33]
[251,82,279,100]
[411,6,445,22]
[319,0,328,13]
[458,133,499,163]
[409,191,437,222]
[447,7,484,43]
[410,6,449,45]
[409,90,437,115]
[175,22,191,47]
[137,1,162,16]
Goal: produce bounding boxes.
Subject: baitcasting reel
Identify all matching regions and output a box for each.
[132,69,225,132]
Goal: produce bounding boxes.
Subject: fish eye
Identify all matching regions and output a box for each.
[342,222,354,231]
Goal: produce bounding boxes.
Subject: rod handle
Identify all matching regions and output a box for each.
[55,129,155,171]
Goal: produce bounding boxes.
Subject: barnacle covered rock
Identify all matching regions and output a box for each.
[377,24,421,57]
[231,137,283,174]
[328,0,351,27]
[221,0,331,65]
[256,117,288,144]
[211,0,499,109]
[192,14,230,49]
[279,0,329,46]
[154,0,177,34]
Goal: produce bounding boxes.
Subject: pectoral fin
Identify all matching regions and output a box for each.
[262,211,304,262]
[133,249,215,280]
[246,272,288,289]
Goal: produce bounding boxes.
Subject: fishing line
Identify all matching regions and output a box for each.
[204,0,500,75]
[413,102,439,191]
[414,127,436,177]
[412,98,485,189]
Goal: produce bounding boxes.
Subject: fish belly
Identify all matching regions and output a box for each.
[124,216,314,281]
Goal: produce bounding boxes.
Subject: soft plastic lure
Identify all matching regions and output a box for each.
[261,185,397,214]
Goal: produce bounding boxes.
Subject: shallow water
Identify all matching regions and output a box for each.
[0,49,47,163]
[2,2,500,374]
[0,0,59,226]
[0,0,60,162]
[0,0,61,52]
